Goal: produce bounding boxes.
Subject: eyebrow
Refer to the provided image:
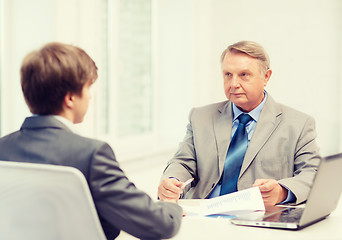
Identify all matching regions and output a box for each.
[222,69,252,73]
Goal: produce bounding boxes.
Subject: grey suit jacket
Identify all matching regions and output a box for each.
[0,116,182,240]
[162,94,320,204]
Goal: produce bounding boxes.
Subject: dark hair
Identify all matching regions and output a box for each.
[20,42,98,115]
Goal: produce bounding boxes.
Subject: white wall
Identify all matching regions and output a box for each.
[1,0,53,135]
[156,0,194,148]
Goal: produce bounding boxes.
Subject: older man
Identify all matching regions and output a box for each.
[158,41,320,206]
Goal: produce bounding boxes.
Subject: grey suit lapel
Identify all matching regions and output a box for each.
[213,101,233,174]
[240,95,282,176]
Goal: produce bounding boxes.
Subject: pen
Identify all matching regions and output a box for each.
[181,178,194,189]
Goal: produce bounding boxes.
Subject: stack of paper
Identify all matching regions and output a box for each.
[179,187,265,217]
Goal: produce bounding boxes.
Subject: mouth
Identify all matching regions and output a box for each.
[230,93,244,97]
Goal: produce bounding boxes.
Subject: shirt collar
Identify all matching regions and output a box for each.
[232,91,268,122]
[51,115,79,134]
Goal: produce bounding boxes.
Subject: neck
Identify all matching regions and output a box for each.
[58,111,75,123]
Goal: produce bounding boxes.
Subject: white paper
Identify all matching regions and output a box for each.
[179,187,265,217]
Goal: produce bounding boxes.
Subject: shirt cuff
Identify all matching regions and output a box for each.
[169,177,180,181]
[278,184,297,204]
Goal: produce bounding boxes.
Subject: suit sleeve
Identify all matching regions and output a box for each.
[162,108,198,187]
[89,143,183,239]
[278,116,321,204]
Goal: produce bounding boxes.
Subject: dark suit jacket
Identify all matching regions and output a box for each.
[0,116,182,240]
[162,94,320,204]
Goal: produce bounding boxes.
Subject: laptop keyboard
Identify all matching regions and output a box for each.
[278,208,304,222]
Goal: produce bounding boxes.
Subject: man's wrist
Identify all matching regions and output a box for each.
[278,183,297,204]
[277,186,288,203]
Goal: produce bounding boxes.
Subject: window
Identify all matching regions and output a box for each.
[97,0,193,160]
[115,0,154,138]
[0,0,193,160]
[101,0,154,138]
[94,0,157,159]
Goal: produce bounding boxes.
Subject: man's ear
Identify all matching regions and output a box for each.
[263,69,272,87]
[64,92,75,109]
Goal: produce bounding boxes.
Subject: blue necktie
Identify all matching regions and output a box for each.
[220,114,252,195]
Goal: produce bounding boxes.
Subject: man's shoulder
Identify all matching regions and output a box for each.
[19,115,110,153]
[28,115,108,148]
[279,103,311,117]
[59,130,109,150]
[192,100,229,113]
[266,94,314,122]
[188,100,229,121]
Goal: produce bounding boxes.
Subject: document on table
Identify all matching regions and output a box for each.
[179,187,265,217]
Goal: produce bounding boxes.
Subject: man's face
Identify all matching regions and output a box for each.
[222,51,272,112]
[72,81,92,124]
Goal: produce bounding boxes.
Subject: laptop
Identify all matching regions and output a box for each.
[231,152,342,230]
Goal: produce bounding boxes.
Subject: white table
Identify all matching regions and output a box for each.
[117,195,342,240]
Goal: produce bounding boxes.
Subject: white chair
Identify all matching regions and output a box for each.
[0,160,107,240]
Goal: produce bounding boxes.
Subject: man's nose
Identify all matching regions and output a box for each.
[231,76,239,87]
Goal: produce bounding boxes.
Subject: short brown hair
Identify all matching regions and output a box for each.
[20,42,98,115]
[220,41,270,73]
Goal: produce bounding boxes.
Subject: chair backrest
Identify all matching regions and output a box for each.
[0,160,107,240]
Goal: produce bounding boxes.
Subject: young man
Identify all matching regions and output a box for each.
[158,41,320,206]
[0,42,182,240]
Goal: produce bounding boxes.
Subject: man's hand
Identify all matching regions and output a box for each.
[253,179,287,206]
[158,178,183,203]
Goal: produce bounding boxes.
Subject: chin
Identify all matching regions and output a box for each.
[229,96,245,104]
[231,100,249,111]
